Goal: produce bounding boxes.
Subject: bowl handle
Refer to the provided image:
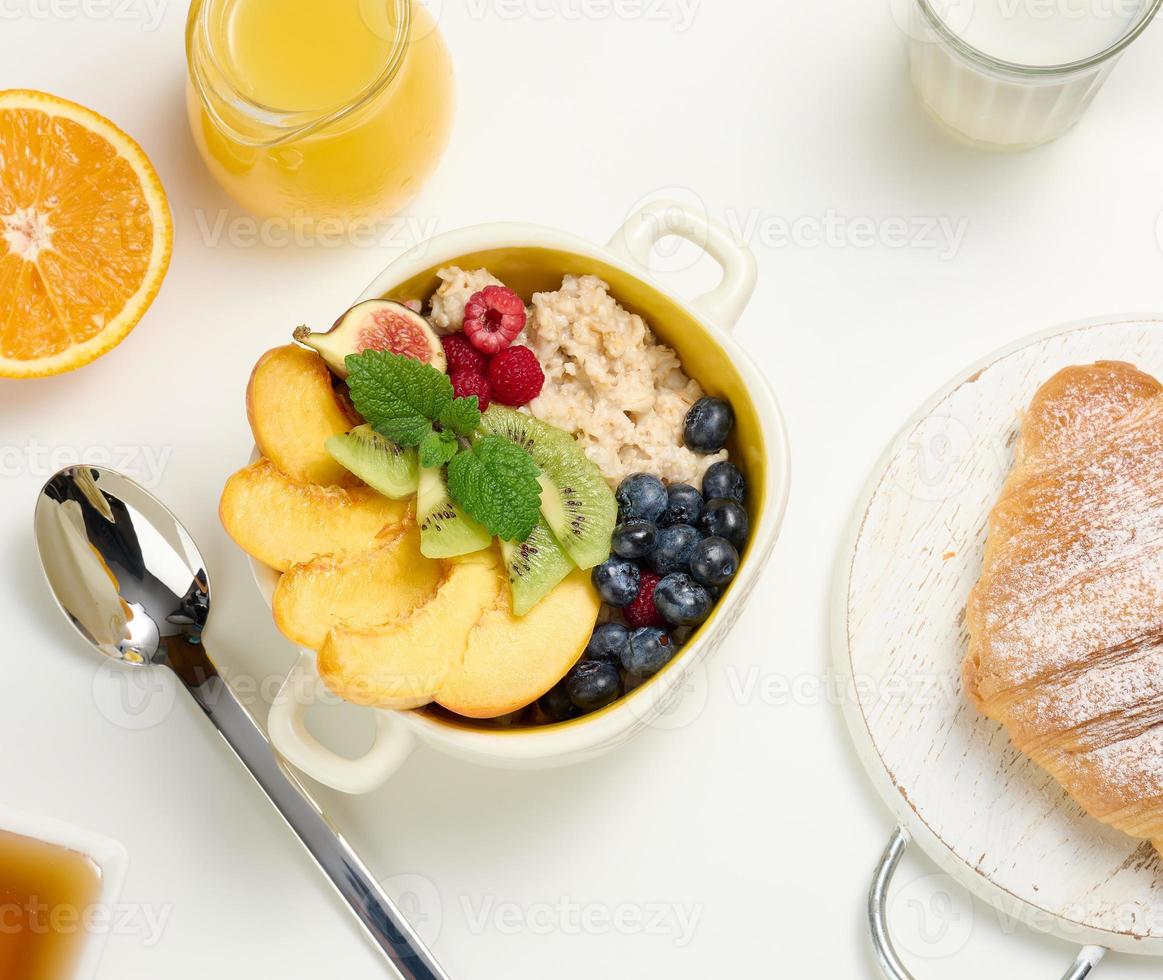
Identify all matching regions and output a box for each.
[606,199,758,332]
[869,827,1106,980]
[268,651,416,795]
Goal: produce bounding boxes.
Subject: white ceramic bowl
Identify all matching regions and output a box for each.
[0,805,128,979]
[262,201,791,793]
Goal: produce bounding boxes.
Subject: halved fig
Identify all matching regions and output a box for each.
[294,300,446,379]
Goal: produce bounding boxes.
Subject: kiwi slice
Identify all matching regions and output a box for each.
[417,465,492,559]
[501,518,573,616]
[480,407,616,570]
[325,425,418,499]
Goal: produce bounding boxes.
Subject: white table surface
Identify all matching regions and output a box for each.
[4,1,1163,977]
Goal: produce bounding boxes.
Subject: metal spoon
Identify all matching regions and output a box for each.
[33,465,449,980]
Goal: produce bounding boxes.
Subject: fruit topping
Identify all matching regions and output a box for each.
[450,370,492,410]
[653,573,713,627]
[623,570,666,628]
[615,473,668,523]
[650,524,700,576]
[661,483,704,528]
[437,567,599,718]
[488,345,545,407]
[500,519,574,616]
[325,424,419,500]
[539,681,581,722]
[702,460,746,504]
[624,627,675,678]
[273,525,440,650]
[585,622,631,665]
[699,499,750,550]
[220,460,409,573]
[592,556,641,607]
[463,285,526,354]
[690,536,740,589]
[417,465,493,559]
[296,300,446,379]
[612,519,657,560]
[318,557,502,710]
[479,406,617,570]
[565,659,622,712]
[441,332,489,376]
[247,345,360,487]
[684,397,735,454]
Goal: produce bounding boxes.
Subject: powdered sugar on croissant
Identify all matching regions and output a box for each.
[965,361,1163,852]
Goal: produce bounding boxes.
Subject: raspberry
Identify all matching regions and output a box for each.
[488,345,545,407]
[623,572,666,628]
[463,286,526,354]
[441,332,488,376]
[451,371,492,410]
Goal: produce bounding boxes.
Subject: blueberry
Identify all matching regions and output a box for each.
[565,659,622,712]
[623,627,676,678]
[650,524,701,576]
[690,536,739,589]
[592,557,641,606]
[612,519,657,560]
[539,681,580,722]
[616,473,667,522]
[653,573,713,627]
[661,483,703,528]
[699,499,749,549]
[585,622,630,665]
[684,397,734,454]
[702,461,746,503]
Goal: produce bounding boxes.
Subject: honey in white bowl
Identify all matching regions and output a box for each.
[0,830,103,979]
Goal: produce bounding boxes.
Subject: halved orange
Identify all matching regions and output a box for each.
[0,90,173,378]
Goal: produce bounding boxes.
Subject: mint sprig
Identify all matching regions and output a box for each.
[447,435,542,542]
[346,350,452,447]
[344,350,541,541]
[439,396,481,437]
[419,429,459,468]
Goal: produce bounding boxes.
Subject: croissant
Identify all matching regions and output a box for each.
[965,361,1163,853]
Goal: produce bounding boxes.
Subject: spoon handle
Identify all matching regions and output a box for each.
[178,656,449,980]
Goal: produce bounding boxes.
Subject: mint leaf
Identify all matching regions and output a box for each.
[439,397,481,438]
[419,429,458,469]
[345,351,453,447]
[447,435,542,541]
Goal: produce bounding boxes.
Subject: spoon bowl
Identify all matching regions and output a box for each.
[35,466,208,667]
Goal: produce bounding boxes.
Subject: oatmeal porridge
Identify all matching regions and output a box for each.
[431,267,725,486]
[525,274,726,486]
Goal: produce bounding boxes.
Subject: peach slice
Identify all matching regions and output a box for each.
[246,345,359,486]
[436,569,601,719]
[219,460,409,572]
[318,552,502,709]
[273,522,441,650]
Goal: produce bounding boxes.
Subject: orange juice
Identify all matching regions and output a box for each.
[185,0,454,223]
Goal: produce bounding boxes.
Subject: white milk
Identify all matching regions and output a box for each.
[909,0,1155,149]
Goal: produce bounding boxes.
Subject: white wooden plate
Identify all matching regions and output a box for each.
[833,314,1163,957]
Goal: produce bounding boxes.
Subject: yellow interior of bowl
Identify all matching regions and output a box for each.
[380,245,769,733]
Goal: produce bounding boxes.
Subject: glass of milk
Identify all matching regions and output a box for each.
[909,0,1162,149]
